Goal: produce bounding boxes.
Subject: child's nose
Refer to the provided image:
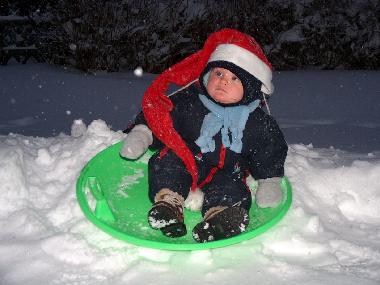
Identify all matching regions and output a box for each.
[220,76,229,85]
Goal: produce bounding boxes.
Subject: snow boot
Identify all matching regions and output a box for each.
[192,206,249,243]
[148,188,187,238]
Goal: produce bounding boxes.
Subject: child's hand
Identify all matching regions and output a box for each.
[120,124,153,160]
[255,177,283,208]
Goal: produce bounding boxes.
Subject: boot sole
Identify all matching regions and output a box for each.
[148,203,187,238]
[192,207,249,243]
[161,222,187,238]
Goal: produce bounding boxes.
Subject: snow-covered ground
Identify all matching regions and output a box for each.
[0,63,379,285]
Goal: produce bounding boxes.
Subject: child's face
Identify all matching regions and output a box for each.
[206,67,244,104]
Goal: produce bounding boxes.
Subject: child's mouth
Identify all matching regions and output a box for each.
[215,88,227,93]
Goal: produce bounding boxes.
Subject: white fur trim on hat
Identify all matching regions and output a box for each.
[208,44,274,94]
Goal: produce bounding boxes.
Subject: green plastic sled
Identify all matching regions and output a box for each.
[76,142,292,251]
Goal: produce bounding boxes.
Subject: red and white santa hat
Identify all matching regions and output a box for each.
[203,35,274,95]
[142,29,273,191]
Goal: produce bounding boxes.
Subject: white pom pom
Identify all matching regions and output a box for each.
[185,188,204,211]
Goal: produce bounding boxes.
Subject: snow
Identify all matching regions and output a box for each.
[134,67,144,77]
[0,63,380,284]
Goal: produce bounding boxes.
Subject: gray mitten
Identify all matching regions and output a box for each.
[120,124,153,159]
[255,177,283,208]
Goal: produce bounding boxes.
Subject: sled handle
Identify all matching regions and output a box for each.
[85,176,115,223]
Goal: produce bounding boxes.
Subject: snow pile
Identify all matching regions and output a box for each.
[1,63,379,284]
[0,120,379,285]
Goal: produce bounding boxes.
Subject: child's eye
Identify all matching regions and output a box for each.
[231,76,240,82]
[215,70,223,77]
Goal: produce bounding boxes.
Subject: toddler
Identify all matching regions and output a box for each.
[120,29,288,242]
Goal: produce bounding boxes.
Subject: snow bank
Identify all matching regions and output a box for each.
[0,120,379,285]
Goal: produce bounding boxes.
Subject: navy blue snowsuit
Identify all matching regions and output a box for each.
[133,83,288,216]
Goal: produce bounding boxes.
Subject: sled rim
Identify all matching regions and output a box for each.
[76,142,292,251]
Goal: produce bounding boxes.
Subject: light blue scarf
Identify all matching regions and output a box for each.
[195,94,260,153]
